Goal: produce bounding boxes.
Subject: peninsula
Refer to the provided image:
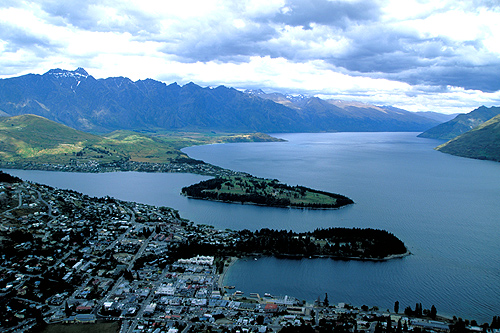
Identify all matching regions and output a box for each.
[0,114,282,176]
[181,176,354,209]
[1,114,355,209]
[0,171,408,331]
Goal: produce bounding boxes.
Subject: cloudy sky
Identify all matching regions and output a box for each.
[1,0,499,113]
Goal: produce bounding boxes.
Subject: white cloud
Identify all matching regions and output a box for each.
[0,0,499,114]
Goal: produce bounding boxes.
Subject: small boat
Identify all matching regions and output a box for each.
[224,285,235,289]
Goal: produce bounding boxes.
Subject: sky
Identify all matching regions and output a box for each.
[1,0,499,114]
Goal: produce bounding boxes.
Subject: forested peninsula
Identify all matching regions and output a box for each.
[181,176,354,209]
[172,227,409,261]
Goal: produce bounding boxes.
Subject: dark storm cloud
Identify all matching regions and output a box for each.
[0,21,59,55]
[396,63,500,93]
[467,0,500,10]
[38,0,161,35]
[154,0,382,63]
[1,0,498,98]
[329,26,448,73]
[38,1,99,29]
[314,22,500,92]
[159,21,279,63]
[269,0,381,29]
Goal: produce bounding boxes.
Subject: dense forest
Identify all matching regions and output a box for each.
[0,171,22,183]
[169,227,408,261]
[181,176,354,209]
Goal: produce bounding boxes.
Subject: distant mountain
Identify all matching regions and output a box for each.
[436,114,500,162]
[0,68,439,133]
[418,106,500,140]
[414,111,458,123]
[245,90,441,132]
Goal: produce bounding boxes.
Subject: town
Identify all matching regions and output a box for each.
[0,157,248,178]
[0,172,497,333]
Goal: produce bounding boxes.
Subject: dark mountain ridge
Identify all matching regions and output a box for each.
[0,68,440,133]
[435,114,500,162]
[417,106,500,140]
[245,90,442,132]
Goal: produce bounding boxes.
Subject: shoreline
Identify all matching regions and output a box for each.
[217,251,411,293]
[218,257,239,290]
[182,194,354,210]
[273,250,412,261]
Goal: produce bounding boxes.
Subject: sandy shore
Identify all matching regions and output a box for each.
[218,256,239,289]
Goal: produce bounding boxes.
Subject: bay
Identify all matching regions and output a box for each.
[4,132,500,323]
[184,132,500,323]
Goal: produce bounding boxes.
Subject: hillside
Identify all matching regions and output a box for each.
[0,68,439,133]
[0,114,283,172]
[0,114,108,163]
[0,114,186,164]
[436,114,500,162]
[418,106,500,140]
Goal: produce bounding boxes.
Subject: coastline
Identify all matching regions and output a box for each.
[218,257,239,290]
[216,251,411,294]
[182,194,353,210]
[273,250,411,261]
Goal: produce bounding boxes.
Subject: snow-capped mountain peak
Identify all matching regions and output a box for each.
[45,67,89,79]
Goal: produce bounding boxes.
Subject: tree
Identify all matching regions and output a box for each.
[415,303,423,317]
[324,293,329,307]
[404,306,413,316]
[396,319,402,333]
[64,300,72,317]
[394,301,399,314]
[387,316,393,333]
[491,316,500,329]
[430,305,437,319]
[451,318,467,333]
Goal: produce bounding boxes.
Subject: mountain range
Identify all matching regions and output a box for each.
[0,68,440,133]
[435,114,500,162]
[417,106,500,140]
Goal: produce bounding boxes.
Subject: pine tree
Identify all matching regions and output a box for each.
[387,316,393,333]
[491,316,500,329]
[404,306,413,316]
[415,303,423,317]
[394,301,399,314]
[430,305,437,319]
[64,300,72,317]
[396,319,403,333]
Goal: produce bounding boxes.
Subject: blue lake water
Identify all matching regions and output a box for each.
[4,132,500,323]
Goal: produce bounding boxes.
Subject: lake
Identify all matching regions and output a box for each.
[4,132,500,323]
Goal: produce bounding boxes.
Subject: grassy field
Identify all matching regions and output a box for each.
[182,176,354,208]
[217,177,338,205]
